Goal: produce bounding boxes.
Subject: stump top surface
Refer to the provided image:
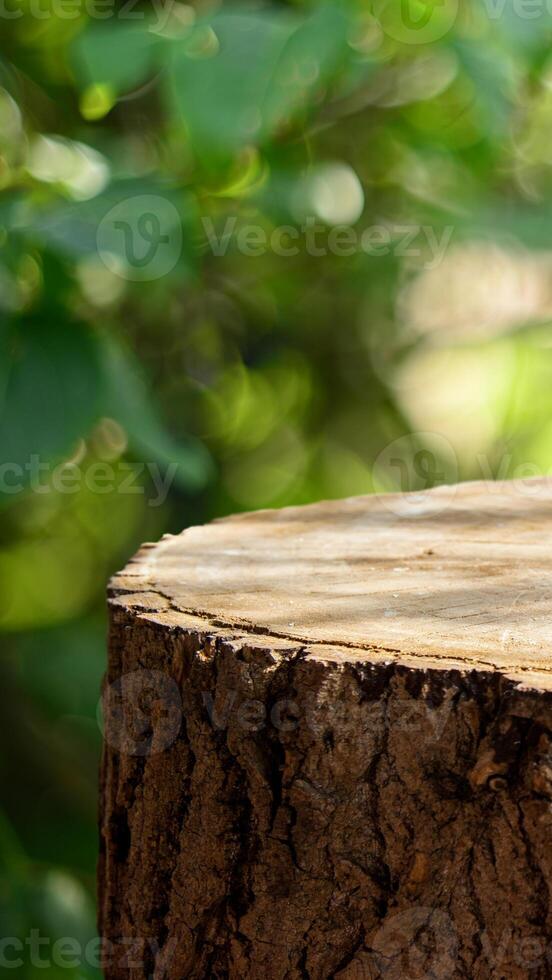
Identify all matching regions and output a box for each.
[111,479,552,678]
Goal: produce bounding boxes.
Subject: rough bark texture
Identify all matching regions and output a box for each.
[99,480,552,979]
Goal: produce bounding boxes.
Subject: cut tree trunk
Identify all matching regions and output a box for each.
[99,480,552,980]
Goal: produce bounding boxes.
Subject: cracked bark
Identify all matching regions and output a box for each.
[99,481,552,979]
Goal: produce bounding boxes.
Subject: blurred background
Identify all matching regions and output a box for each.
[2,0,552,974]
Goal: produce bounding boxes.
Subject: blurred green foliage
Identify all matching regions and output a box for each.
[3,0,552,972]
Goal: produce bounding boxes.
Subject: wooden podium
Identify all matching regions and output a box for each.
[99,480,552,979]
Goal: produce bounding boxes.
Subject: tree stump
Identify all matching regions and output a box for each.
[99,480,552,979]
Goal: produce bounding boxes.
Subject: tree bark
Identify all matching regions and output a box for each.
[99,480,552,979]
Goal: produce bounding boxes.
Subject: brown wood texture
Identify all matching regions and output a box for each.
[99,480,552,979]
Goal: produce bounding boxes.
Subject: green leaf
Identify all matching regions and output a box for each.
[442,195,552,252]
[451,37,517,138]
[261,3,352,134]
[0,314,102,486]
[0,190,25,232]
[72,21,160,95]
[168,4,352,160]
[97,333,213,491]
